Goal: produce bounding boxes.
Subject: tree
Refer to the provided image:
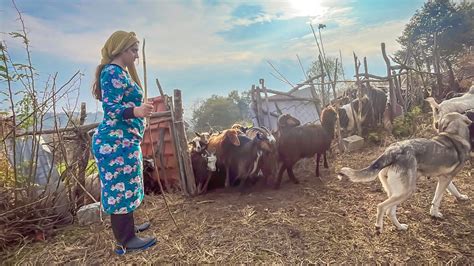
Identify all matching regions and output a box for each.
[396,0,473,65]
[191,90,251,132]
[306,56,343,105]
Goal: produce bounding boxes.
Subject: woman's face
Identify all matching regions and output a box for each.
[121,42,139,67]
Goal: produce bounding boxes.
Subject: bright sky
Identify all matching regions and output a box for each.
[1,0,425,115]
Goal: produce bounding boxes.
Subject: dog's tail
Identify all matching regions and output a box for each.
[337,146,401,182]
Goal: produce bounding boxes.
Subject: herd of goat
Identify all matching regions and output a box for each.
[186,85,474,195]
[82,85,474,201]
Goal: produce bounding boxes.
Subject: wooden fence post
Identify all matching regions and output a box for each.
[74,102,89,207]
[353,52,362,136]
[318,54,326,107]
[260,79,272,130]
[382,43,397,116]
[173,89,196,196]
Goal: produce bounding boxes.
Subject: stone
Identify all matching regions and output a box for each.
[343,135,365,152]
[76,202,108,226]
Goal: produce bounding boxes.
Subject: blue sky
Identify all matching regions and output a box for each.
[1,0,427,117]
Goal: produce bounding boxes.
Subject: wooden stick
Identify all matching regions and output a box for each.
[156,78,165,97]
[142,38,148,102]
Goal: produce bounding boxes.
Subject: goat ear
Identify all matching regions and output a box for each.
[228,133,240,146]
[195,132,201,137]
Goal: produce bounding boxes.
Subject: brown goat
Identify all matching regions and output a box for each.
[275,106,338,189]
[207,129,241,188]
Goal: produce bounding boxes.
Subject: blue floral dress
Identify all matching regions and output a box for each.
[91,64,145,215]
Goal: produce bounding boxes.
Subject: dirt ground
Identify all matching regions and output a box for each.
[2,132,473,264]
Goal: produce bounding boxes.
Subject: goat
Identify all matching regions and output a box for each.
[338,96,374,136]
[227,133,269,191]
[426,86,474,130]
[231,123,249,135]
[361,84,387,125]
[188,131,212,152]
[245,126,277,185]
[275,106,338,189]
[207,129,241,188]
[143,158,161,194]
[191,149,217,194]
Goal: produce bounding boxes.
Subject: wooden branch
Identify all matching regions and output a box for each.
[268,97,320,103]
[264,88,296,97]
[142,39,148,101]
[156,78,165,98]
[288,74,323,94]
[17,111,172,136]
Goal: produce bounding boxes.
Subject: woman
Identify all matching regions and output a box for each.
[91,30,156,254]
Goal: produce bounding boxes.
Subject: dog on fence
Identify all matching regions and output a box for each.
[338,112,472,233]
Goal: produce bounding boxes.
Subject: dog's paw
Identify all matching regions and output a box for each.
[456,194,469,201]
[375,225,383,234]
[397,224,408,231]
[430,211,443,219]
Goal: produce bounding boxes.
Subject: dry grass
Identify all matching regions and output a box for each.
[1,118,473,264]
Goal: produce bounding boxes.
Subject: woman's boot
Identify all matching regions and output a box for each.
[110,212,156,255]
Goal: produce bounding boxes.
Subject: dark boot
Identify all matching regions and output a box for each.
[110,212,156,255]
[135,221,151,233]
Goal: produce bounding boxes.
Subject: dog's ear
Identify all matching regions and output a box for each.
[461,115,472,125]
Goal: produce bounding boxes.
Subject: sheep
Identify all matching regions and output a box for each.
[226,133,270,191]
[245,126,278,185]
[274,106,338,189]
[80,172,100,205]
[207,129,241,188]
[426,86,474,130]
[191,149,217,194]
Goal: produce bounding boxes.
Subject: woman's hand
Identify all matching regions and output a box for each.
[133,102,154,118]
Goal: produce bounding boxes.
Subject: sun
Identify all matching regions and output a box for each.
[289,0,326,18]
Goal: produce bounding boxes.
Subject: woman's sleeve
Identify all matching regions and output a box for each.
[100,67,135,120]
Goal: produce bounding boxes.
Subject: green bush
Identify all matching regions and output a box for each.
[57,159,97,177]
[392,106,422,138]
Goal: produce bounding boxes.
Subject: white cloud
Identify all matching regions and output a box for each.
[2,0,406,75]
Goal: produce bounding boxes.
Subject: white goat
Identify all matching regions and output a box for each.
[426,86,474,130]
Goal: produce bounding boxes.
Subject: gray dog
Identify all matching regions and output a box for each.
[338,112,472,233]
